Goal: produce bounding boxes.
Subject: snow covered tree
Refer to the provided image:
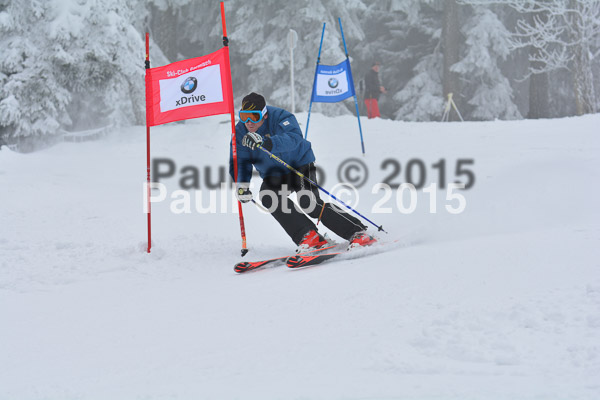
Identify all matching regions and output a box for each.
[0,0,146,142]
[393,1,445,121]
[452,5,522,119]
[507,0,600,115]
[395,2,521,121]
[395,53,444,121]
[0,0,71,139]
[48,0,147,130]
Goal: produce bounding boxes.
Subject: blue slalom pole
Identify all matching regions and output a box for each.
[305,23,326,140]
[338,18,365,154]
[256,144,386,233]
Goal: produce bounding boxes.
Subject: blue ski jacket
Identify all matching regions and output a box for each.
[229,106,315,183]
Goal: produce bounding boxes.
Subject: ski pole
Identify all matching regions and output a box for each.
[251,198,269,213]
[256,144,387,233]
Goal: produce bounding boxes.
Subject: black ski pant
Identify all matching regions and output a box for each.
[259,163,367,245]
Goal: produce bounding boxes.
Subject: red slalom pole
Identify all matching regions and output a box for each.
[221,2,248,257]
[145,32,152,253]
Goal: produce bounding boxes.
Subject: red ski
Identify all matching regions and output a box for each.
[234,244,338,273]
[286,251,343,269]
[286,238,403,269]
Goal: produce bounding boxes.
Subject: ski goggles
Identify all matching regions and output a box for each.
[239,106,267,123]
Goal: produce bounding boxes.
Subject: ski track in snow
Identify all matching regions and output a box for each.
[1,114,599,399]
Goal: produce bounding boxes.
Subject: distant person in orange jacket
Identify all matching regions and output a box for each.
[364,61,386,119]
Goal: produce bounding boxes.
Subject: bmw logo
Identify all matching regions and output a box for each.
[181,77,198,94]
[328,78,339,88]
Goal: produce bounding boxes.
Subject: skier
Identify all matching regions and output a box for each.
[229,92,376,253]
[364,61,386,119]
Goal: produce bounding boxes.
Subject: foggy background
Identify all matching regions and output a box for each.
[1,0,599,145]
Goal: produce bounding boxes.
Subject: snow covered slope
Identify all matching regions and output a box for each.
[1,114,599,399]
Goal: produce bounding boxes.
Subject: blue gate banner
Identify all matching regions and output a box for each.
[311,59,356,103]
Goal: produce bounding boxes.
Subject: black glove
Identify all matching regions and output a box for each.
[242,132,272,151]
[242,132,262,150]
[236,183,252,203]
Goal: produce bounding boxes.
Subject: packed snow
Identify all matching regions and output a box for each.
[1,113,599,399]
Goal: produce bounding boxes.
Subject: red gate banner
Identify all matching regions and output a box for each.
[145,47,232,127]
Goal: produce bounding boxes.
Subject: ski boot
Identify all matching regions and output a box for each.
[348,231,377,250]
[296,230,329,254]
